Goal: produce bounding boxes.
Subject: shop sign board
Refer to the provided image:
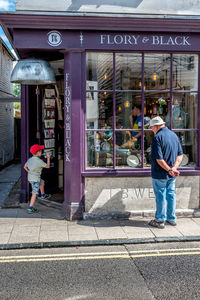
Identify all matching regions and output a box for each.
[13,30,200,51]
[65,72,71,163]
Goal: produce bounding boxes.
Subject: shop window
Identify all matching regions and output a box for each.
[144,54,170,90]
[86,92,113,130]
[175,131,197,167]
[172,54,198,91]
[86,131,113,168]
[86,53,113,90]
[171,93,198,129]
[116,53,142,90]
[86,52,199,170]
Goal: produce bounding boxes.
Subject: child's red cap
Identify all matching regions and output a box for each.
[30,144,44,154]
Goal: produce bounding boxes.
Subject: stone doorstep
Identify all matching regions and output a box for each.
[83,209,200,220]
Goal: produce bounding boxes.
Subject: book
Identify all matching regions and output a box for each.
[44,119,55,128]
[45,89,55,98]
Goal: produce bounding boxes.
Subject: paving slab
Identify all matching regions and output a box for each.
[0,233,11,244]
[192,218,200,225]
[68,225,97,235]
[8,236,39,244]
[68,233,98,241]
[41,224,68,231]
[149,224,183,238]
[0,164,21,182]
[95,226,128,239]
[123,228,155,239]
[11,225,40,237]
[0,208,18,217]
[0,224,14,234]
[41,219,68,226]
[0,217,17,224]
[15,218,42,227]
[175,218,200,236]
[39,231,68,242]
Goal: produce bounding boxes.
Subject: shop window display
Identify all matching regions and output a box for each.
[86,52,199,169]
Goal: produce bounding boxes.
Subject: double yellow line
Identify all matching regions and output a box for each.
[0,248,200,263]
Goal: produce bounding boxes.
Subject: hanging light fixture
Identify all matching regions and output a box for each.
[124,100,130,108]
[11,58,56,85]
[152,73,158,81]
[152,55,159,81]
[11,58,56,142]
[178,113,182,121]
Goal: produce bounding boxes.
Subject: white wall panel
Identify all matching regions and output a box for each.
[0,43,15,166]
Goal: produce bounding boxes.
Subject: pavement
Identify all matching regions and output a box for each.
[0,163,200,250]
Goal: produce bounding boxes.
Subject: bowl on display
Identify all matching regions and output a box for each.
[116,149,129,152]
[127,155,140,167]
[180,154,189,166]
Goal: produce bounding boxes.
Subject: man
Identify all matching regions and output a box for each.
[129,105,142,149]
[148,116,183,229]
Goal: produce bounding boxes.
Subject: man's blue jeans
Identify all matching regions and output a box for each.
[152,177,176,223]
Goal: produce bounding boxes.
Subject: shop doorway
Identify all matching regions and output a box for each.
[29,59,65,204]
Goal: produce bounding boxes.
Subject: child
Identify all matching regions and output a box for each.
[24,144,51,214]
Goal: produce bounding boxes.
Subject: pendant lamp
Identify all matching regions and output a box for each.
[11,58,56,85]
[11,58,56,142]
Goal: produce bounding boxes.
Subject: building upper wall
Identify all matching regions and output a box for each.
[15,0,200,15]
[0,40,14,96]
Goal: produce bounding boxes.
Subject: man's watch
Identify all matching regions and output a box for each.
[168,168,172,173]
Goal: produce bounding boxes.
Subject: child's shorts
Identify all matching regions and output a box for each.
[29,179,44,195]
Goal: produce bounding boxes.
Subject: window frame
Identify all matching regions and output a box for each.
[84,51,200,176]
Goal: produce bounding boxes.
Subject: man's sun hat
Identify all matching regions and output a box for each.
[30,144,44,154]
[149,116,165,128]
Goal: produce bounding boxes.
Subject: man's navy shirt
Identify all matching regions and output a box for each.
[151,127,183,179]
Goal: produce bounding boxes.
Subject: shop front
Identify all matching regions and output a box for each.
[1,13,200,219]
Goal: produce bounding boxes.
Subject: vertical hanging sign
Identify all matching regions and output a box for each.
[65,72,71,162]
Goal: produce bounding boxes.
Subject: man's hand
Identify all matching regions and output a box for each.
[156,159,180,177]
[168,168,180,177]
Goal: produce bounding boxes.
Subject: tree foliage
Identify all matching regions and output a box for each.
[13,83,21,98]
[13,83,21,110]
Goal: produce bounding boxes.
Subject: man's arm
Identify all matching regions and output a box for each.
[172,155,183,172]
[156,159,180,177]
[156,159,171,173]
[156,154,183,177]
[134,132,141,139]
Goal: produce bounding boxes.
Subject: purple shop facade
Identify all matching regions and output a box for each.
[1,13,200,219]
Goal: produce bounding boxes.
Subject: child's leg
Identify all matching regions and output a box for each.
[39,180,50,199]
[29,182,40,209]
[40,180,45,195]
[29,193,37,207]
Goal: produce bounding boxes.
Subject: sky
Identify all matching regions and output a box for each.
[0,0,17,58]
